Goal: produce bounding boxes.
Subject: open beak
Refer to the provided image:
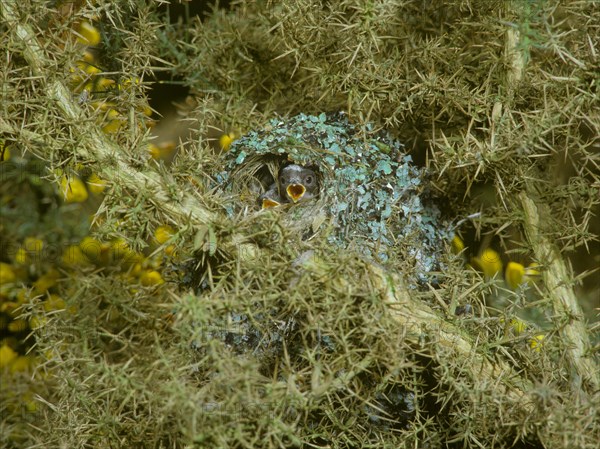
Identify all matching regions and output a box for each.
[262,198,281,209]
[286,184,306,203]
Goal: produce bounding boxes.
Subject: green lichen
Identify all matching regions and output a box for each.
[220,113,452,283]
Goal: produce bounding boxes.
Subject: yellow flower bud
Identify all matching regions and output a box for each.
[43,294,67,312]
[0,344,18,368]
[118,77,141,90]
[141,104,153,117]
[0,263,16,285]
[90,100,114,112]
[500,317,527,336]
[14,247,28,265]
[510,318,526,335]
[148,141,176,160]
[24,237,44,253]
[15,288,29,305]
[0,141,10,161]
[10,355,35,373]
[60,175,89,203]
[101,109,126,134]
[148,143,160,159]
[109,239,142,266]
[76,60,101,75]
[87,173,107,195]
[30,316,48,330]
[471,248,503,279]
[22,393,38,413]
[76,21,101,46]
[7,318,28,333]
[62,245,89,266]
[0,301,18,315]
[140,270,164,286]
[219,133,236,151]
[529,334,545,352]
[81,50,95,63]
[79,237,110,264]
[14,238,43,264]
[95,77,116,92]
[524,263,540,281]
[154,225,175,245]
[451,235,465,254]
[505,261,525,290]
[33,269,61,294]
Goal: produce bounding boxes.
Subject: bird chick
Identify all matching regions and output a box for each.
[278,164,319,203]
[258,182,284,209]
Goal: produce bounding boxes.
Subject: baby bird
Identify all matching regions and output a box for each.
[258,164,319,209]
[278,164,319,203]
[258,182,284,209]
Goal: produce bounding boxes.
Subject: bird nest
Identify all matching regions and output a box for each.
[220,113,452,284]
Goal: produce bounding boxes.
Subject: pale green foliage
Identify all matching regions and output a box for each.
[1,0,598,448]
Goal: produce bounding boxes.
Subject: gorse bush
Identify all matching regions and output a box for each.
[0,1,598,448]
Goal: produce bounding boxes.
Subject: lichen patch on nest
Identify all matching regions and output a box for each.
[220,112,452,282]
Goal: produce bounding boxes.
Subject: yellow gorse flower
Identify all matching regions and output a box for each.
[524,263,540,279]
[94,77,116,92]
[43,294,67,312]
[140,270,164,286]
[154,225,175,245]
[510,318,526,335]
[101,109,126,134]
[219,133,237,151]
[79,236,110,265]
[451,235,465,255]
[14,248,28,265]
[60,175,89,203]
[529,334,545,352]
[154,225,176,256]
[62,244,90,267]
[148,141,176,161]
[505,261,526,290]
[0,344,18,368]
[471,248,503,279]
[108,239,143,267]
[23,237,43,255]
[76,21,101,46]
[500,317,527,336]
[29,316,47,330]
[75,59,101,76]
[14,237,45,264]
[0,263,16,285]
[87,173,107,195]
[33,269,61,294]
[9,355,36,373]
[0,141,10,161]
[505,261,540,290]
[7,318,28,333]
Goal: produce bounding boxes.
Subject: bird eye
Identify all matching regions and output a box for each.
[304,175,313,185]
[279,175,287,185]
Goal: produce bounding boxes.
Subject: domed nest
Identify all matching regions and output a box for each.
[217,113,453,283]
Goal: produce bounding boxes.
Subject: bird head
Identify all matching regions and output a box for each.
[278,164,319,203]
[261,197,281,209]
